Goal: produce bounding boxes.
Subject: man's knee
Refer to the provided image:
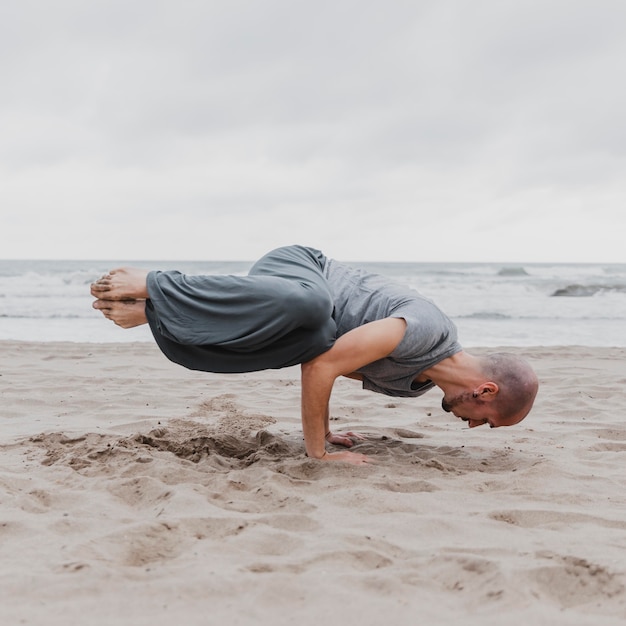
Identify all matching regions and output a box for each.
[288,283,334,329]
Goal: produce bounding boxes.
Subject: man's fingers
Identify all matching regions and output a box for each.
[326,433,357,447]
[321,450,373,465]
[343,431,366,440]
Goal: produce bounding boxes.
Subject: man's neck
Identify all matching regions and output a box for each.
[417,351,484,393]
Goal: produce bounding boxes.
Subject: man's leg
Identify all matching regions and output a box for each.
[92,245,337,373]
[144,246,333,347]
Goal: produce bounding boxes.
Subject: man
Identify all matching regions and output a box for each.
[91,245,538,465]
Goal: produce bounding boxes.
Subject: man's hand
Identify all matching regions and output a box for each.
[325,430,365,448]
[300,317,407,461]
[319,450,373,465]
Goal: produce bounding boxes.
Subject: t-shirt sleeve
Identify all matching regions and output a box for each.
[389,304,458,364]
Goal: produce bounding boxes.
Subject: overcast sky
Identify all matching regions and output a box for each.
[1,0,625,262]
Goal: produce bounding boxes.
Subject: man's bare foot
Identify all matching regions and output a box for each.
[90,268,150,300]
[92,299,148,328]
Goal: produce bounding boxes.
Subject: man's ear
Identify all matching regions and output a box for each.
[475,382,499,400]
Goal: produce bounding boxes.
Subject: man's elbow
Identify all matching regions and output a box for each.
[301,353,339,381]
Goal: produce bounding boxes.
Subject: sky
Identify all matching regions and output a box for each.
[1,0,625,263]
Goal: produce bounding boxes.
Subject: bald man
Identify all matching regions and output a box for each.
[91,245,538,465]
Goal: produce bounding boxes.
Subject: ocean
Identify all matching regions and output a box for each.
[1,259,625,347]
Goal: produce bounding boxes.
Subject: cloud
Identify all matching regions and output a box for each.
[1,0,625,260]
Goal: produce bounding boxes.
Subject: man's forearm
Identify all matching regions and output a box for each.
[300,360,336,458]
[298,318,407,465]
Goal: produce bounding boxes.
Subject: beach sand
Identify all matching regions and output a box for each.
[0,341,625,625]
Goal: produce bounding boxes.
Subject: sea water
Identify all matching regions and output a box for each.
[0,259,625,347]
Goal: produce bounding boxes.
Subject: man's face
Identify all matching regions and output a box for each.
[441,390,519,429]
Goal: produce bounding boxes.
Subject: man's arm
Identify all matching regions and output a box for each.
[300,317,407,463]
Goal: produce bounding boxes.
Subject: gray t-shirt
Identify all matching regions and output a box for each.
[324,258,462,397]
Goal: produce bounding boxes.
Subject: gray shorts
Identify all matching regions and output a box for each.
[145,245,337,373]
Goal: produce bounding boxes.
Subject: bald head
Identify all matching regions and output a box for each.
[479,353,539,424]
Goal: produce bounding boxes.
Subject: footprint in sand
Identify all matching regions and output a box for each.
[528,553,625,609]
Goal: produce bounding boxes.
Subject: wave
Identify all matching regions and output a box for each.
[456,313,626,321]
[458,312,512,320]
[0,293,90,298]
[497,267,529,277]
[551,284,626,297]
[0,313,88,319]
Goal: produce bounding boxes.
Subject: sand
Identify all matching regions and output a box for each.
[0,341,625,625]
